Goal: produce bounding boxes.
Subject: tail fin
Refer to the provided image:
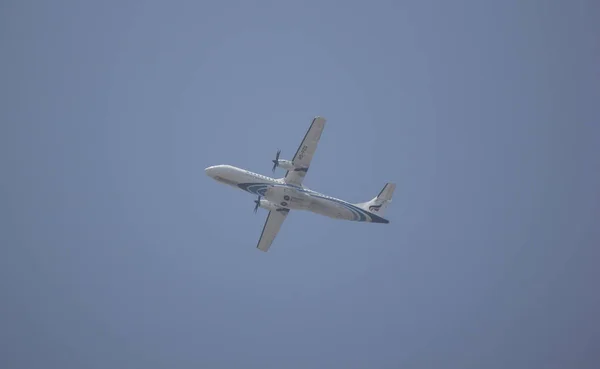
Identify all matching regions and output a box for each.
[355,183,396,217]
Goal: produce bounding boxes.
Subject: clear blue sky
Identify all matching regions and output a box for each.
[2,1,599,368]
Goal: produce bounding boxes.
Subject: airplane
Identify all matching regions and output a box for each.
[205,116,396,252]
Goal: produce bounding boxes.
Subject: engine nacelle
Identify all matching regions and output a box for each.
[258,199,283,211]
[276,159,295,170]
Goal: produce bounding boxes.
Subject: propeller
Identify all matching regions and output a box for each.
[253,196,261,213]
[271,149,281,172]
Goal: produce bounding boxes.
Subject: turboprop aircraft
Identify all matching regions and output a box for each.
[205,116,395,252]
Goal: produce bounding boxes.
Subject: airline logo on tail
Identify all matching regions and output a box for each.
[369,204,382,212]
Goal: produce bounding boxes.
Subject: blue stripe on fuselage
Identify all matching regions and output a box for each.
[237,182,389,223]
[237,182,270,196]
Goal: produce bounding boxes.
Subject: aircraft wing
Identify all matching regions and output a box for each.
[284,116,326,186]
[256,209,289,252]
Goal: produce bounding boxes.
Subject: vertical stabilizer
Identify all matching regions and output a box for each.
[354,183,396,217]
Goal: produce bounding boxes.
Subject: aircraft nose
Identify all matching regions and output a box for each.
[205,166,217,176]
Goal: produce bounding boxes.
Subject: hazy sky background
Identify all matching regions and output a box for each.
[2,1,599,368]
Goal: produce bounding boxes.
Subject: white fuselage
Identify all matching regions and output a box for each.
[205,165,388,223]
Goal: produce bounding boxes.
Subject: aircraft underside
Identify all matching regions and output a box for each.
[238,182,377,221]
[205,116,394,251]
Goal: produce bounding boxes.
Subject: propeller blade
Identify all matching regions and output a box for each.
[271,149,281,172]
[253,196,261,213]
